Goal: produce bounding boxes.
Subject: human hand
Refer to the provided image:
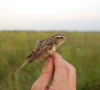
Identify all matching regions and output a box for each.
[31,52,76,90]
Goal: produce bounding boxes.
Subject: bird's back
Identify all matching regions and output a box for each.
[28,38,56,63]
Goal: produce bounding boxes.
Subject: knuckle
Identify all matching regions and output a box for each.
[41,67,53,76]
[58,62,68,70]
[31,85,39,90]
[64,60,76,73]
[68,64,76,75]
[70,65,76,72]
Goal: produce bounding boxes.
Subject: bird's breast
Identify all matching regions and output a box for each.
[51,45,56,52]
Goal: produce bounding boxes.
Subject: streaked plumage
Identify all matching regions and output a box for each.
[15,34,69,73]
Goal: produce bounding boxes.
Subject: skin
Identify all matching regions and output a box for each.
[31,52,76,90]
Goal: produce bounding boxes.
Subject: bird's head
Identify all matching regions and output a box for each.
[52,34,69,44]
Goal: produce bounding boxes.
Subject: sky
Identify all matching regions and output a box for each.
[0,0,100,31]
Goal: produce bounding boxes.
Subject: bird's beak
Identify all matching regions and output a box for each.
[65,38,69,40]
[66,38,70,40]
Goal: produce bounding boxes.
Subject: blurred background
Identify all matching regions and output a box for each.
[0,0,100,90]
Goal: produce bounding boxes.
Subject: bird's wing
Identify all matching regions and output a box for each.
[29,38,55,63]
[26,51,34,59]
[26,39,45,59]
[26,40,43,59]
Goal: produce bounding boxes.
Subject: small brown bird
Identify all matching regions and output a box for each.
[15,34,69,73]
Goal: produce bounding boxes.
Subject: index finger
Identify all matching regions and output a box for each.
[49,52,69,90]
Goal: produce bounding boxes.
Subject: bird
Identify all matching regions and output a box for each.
[15,34,69,73]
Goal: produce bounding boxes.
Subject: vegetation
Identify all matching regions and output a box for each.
[0,31,100,90]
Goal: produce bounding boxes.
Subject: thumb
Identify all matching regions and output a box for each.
[31,57,54,90]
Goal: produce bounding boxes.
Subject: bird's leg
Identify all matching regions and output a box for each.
[49,53,54,60]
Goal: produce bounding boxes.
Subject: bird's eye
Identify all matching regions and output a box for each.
[61,37,63,39]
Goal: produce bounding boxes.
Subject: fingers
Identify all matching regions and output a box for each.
[49,52,69,90]
[49,52,76,90]
[31,52,76,90]
[31,57,54,90]
[65,61,76,90]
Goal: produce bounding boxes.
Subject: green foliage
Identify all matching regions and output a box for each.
[0,31,100,90]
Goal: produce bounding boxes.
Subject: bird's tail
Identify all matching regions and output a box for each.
[15,60,29,74]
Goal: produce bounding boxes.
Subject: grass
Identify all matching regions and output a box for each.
[0,31,100,90]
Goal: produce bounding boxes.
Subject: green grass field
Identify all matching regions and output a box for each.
[0,31,100,90]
